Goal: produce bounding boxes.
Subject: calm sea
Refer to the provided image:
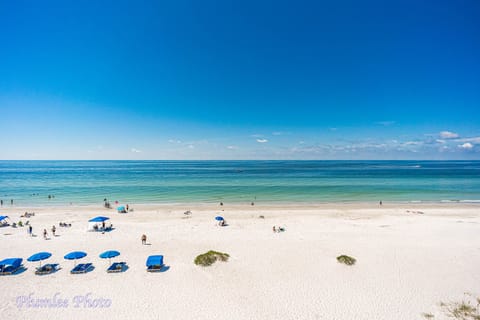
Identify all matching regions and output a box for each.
[0,160,479,206]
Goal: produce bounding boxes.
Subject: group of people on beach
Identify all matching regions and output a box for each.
[272,226,286,233]
[0,199,14,206]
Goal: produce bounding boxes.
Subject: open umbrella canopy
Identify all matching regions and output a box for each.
[0,215,9,221]
[64,251,87,260]
[27,252,52,262]
[215,216,224,221]
[117,206,125,211]
[99,250,120,259]
[88,216,110,222]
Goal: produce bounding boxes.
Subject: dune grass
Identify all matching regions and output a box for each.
[423,294,480,319]
[336,255,356,266]
[194,250,230,267]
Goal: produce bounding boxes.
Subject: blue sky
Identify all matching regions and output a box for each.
[0,0,479,160]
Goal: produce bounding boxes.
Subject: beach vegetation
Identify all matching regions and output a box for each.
[194,250,230,267]
[336,255,356,266]
[424,294,480,320]
[441,299,480,319]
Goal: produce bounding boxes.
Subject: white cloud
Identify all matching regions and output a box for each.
[131,148,142,153]
[458,142,473,150]
[227,145,238,150]
[439,131,459,139]
[436,139,446,144]
[256,139,268,143]
[403,141,422,146]
[457,136,480,144]
[376,121,395,126]
[168,139,182,144]
[272,131,291,136]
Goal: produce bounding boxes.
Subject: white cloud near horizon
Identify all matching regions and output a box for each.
[376,121,395,126]
[456,136,480,144]
[439,131,459,139]
[131,148,142,153]
[256,139,268,143]
[458,142,473,150]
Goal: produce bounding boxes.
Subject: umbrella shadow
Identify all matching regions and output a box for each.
[12,266,28,275]
[35,264,62,276]
[159,265,170,273]
[85,265,95,273]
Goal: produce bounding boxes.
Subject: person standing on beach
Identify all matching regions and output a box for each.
[126,204,129,211]
[51,225,56,236]
[28,225,32,236]
[10,199,13,205]
[141,234,147,245]
[0,199,3,206]
[43,229,48,240]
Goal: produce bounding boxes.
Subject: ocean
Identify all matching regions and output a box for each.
[0,160,479,206]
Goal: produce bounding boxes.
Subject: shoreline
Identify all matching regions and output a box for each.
[2,200,480,211]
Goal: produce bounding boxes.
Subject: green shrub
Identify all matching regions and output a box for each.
[336,255,356,266]
[194,250,230,267]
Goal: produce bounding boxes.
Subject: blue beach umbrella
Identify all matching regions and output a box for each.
[64,251,87,266]
[215,216,224,221]
[99,250,120,264]
[28,252,52,267]
[117,206,125,212]
[88,216,109,222]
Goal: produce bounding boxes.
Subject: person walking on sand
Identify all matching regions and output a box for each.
[43,229,48,240]
[51,225,56,236]
[141,234,147,245]
[28,225,32,236]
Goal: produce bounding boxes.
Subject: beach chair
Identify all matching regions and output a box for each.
[70,263,92,274]
[0,258,23,275]
[146,255,164,272]
[107,262,126,273]
[35,263,59,275]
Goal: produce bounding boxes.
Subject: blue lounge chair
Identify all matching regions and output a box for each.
[0,258,23,275]
[107,262,126,273]
[35,263,59,275]
[146,255,164,272]
[70,263,92,274]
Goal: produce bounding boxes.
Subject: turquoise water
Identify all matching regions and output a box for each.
[0,161,479,206]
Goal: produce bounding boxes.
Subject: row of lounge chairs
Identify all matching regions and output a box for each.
[0,255,164,276]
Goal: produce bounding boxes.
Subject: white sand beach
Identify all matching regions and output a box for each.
[1,203,479,320]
